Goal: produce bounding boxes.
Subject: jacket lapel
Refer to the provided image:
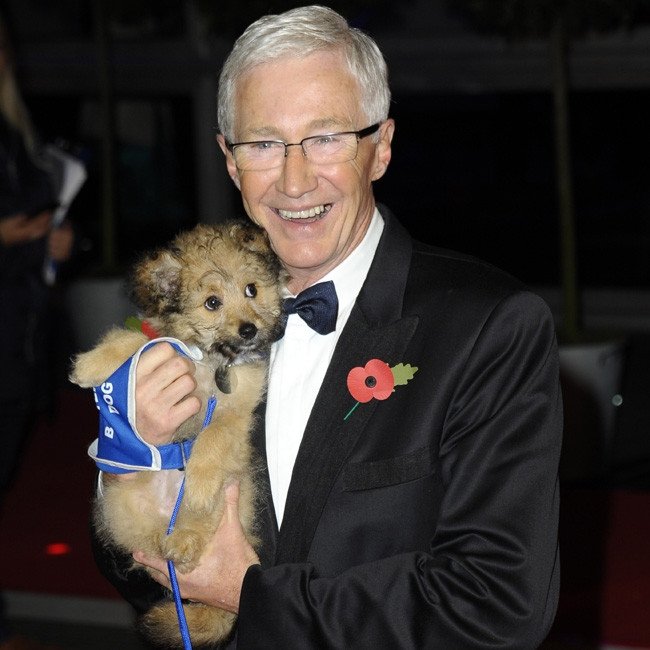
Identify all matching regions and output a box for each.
[248,399,279,567]
[275,208,419,563]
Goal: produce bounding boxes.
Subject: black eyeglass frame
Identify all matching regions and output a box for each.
[225,122,381,159]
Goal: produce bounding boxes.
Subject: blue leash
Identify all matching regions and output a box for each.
[166,394,218,650]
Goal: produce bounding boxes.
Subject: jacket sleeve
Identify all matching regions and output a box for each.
[236,291,563,649]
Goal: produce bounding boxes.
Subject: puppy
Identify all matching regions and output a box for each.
[69,221,287,648]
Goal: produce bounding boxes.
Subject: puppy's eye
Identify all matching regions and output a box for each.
[244,283,257,298]
[204,295,221,311]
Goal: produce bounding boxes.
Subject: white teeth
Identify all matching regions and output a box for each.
[278,204,327,220]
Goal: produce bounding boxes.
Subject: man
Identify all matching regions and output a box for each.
[95,6,562,648]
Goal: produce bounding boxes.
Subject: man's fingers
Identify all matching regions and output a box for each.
[136,342,180,375]
[163,371,198,406]
[138,349,198,406]
[134,342,200,440]
[170,393,202,427]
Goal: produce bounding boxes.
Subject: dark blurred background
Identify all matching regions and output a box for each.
[1,1,650,649]
[5,0,650,293]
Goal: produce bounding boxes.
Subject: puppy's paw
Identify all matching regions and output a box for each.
[69,349,109,387]
[161,529,206,573]
[69,328,147,387]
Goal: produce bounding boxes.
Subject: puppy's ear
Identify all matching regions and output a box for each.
[229,221,271,255]
[229,221,285,280]
[128,248,182,316]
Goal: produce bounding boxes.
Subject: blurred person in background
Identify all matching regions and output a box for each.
[0,11,72,650]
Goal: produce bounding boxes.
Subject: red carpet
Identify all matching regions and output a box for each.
[1,388,650,647]
[0,387,120,600]
[549,488,650,648]
[601,491,650,647]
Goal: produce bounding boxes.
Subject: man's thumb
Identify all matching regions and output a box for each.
[224,479,241,512]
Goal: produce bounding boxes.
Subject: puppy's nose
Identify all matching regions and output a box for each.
[239,322,257,340]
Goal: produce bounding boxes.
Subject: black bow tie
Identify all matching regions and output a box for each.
[282,280,339,335]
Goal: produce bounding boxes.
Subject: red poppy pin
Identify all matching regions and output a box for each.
[344,359,418,420]
[125,316,161,340]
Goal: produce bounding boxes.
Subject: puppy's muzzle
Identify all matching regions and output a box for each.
[239,322,257,340]
[214,322,266,361]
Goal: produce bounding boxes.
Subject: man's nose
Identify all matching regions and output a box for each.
[284,142,306,158]
[277,144,317,196]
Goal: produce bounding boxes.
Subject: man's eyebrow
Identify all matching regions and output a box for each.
[309,118,349,131]
[247,127,281,139]
[245,119,351,140]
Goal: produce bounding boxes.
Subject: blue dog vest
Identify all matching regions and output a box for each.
[87,337,205,474]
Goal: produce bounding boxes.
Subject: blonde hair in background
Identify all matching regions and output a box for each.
[0,11,38,153]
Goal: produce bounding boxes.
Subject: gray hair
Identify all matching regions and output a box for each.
[217,5,391,142]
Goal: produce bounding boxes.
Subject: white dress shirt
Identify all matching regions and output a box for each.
[265,209,384,526]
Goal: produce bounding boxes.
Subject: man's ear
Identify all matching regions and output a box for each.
[216,133,241,189]
[370,119,395,182]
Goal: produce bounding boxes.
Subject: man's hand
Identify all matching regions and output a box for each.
[135,342,201,445]
[133,482,260,613]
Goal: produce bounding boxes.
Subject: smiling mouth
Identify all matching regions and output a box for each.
[277,204,331,220]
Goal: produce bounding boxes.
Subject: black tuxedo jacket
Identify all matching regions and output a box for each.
[93,206,562,649]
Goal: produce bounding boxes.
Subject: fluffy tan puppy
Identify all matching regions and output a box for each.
[69,221,287,648]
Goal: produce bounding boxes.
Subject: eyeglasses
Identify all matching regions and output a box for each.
[225,123,381,171]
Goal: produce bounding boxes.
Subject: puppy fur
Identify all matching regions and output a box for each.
[69,221,287,648]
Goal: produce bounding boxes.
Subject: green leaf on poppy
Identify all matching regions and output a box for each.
[125,316,142,332]
[391,363,418,386]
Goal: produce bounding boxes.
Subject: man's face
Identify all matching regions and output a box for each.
[217,50,394,292]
